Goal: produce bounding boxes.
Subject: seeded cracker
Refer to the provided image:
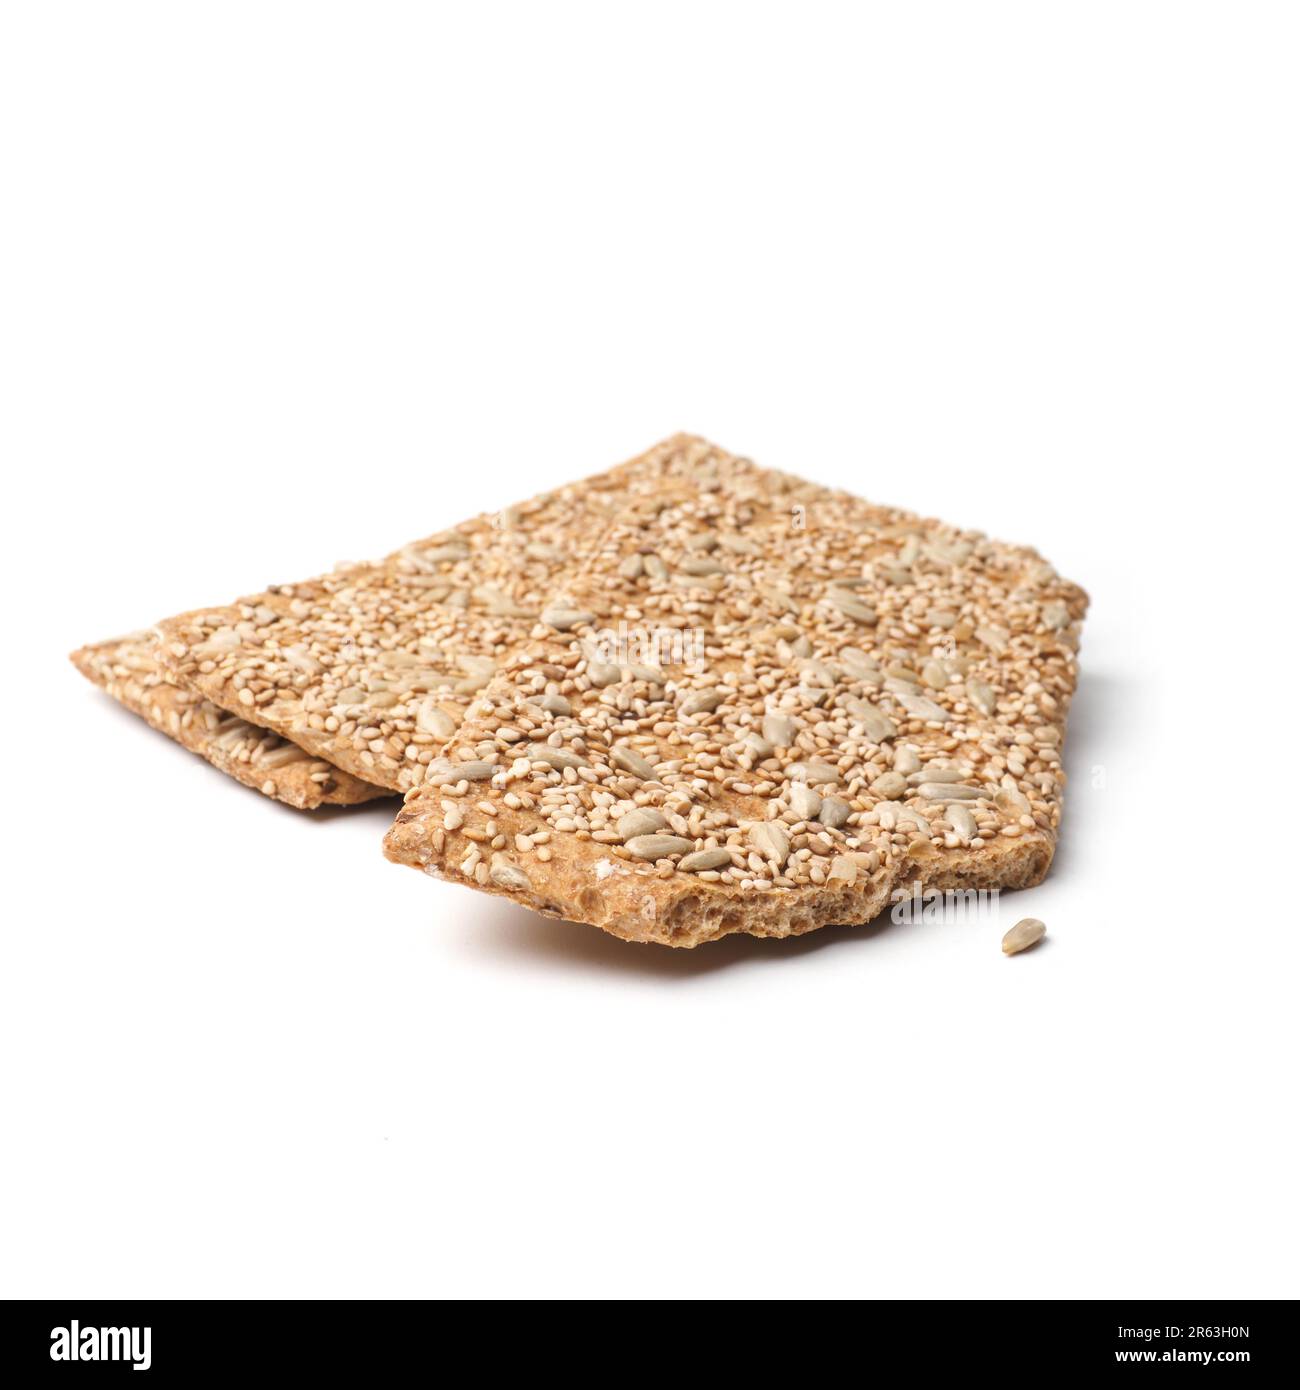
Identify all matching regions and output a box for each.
[70,633,387,809]
[383,436,1088,947]
[152,441,751,793]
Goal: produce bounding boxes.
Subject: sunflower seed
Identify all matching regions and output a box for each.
[525,541,564,562]
[837,646,883,680]
[869,771,907,798]
[799,658,839,688]
[742,731,775,760]
[909,767,964,784]
[610,742,658,779]
[818,796,851,829]
[966,678,997,717]
[534,693,571,716]
[717,533,760,555]
[617,808,669,841]
[898,691,950,722]
[921,659,951,689]
[844,698,896,743]
[759,583,798,613]
[1041,602,1070,631]
[876,801,931,834]
[474,585,536,619]
[762,712,797,746]
[827,856,858,884]
[678,555,725,577]
[680,688,724,716]
[916,782,983,801]
[416,542,470,565]
[527,743,587,769]
[618,553,645,580]
[894,746,921,775]
[996,787,1031,814]
[788,760,840,785]
[678,848,733,873]
[489,857,533,892]
[788,783,823,821]
[975,624,1009,654]
[624,833,694,860]
[1002,918,1046,955]
[445,759,497,781]
[828,589,878,624]
[643,553,668,582]
[587,661,622,687]
[416,700,457,738]
[945,804,976,839]
[748,822,790,868]
[541,605,596,631]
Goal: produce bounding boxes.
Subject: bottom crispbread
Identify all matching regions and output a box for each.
[381,435,1087,947]
[71,634,390,810]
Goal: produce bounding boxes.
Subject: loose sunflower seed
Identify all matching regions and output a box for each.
[624,833,694,861]
[788,783,823,821]
[1002,918,1046,955]
[678,848,733,873]
[535,693,571,716]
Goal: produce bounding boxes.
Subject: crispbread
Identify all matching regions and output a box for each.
[71,633,389,809]
[152,439,783,794]
[383,436,1087,947]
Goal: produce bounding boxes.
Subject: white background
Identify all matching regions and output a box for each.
[2,2,1296,1298]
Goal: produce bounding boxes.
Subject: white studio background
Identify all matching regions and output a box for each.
[1,3,1295,1298]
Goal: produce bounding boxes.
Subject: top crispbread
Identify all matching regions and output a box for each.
[153,438,789,793]
[382,436,1087,947]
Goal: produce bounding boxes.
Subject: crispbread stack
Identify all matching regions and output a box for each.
[71,633,387,808]
[72,435,1086,946]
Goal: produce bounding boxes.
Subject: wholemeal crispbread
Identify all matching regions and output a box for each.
[382,436,1087,946]
[151,439,786,794]
[71,633,389,809]
[75,438,744,808]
